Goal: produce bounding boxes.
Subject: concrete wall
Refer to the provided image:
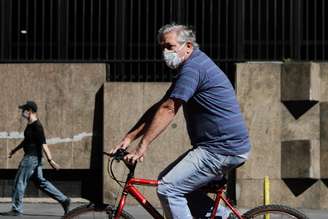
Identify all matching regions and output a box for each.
[2,62,328,209]
[103,82,191,206]
[236,62,328,209]
[0,64,106,199]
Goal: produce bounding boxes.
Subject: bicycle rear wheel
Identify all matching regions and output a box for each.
[242,204,309,219]
[63,203,134,219]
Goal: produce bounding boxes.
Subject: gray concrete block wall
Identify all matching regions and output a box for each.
[236,62,328,209]
[103,82,191,207]
[281,140,320,179]
[235,63,283,207]
[320,103,328,178]
[281,63,320,101]
[1,62,328,209]
[235,63,282,181]
[0,64,106,170]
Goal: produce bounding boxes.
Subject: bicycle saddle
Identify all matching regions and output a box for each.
[201,161,245,193]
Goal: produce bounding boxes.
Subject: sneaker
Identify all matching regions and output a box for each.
[61,198,71,214]
[0,210,22,216]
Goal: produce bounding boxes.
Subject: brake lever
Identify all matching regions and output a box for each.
[114,148,129,161]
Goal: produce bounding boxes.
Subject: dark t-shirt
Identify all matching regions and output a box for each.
[21,120,46,157]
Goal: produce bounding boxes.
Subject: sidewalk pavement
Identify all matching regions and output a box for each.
[0,202,327,218]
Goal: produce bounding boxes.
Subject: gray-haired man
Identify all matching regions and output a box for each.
[110,24,251,219]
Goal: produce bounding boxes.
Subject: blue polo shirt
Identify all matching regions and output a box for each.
[167,49,250,155]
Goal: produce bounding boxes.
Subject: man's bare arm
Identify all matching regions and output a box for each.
[125,101,162,142]
[8,140,25,158]
[124,98,182,164]
[42,144,60,170]
[109,99,165,155]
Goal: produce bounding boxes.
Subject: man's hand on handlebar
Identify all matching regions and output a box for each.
[123,144,147,165]
[109,137,132,156]
[108,145,146,165]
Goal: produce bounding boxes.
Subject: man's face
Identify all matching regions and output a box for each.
[160,31,192,69]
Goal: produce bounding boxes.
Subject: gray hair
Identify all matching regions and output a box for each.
[157,23,199,49]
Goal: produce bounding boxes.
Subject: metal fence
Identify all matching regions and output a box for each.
[0,0,327,81]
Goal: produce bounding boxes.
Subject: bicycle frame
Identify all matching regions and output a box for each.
[115,178,163,219]
[114,176,244,219]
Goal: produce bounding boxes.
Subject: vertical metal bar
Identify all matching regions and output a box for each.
[209,0,213,56]
[289,0,293,59]
[295,0,301,60]
[170,0,173,21]
[121,0,126,79]
[266,0,269,59]
[145,0,149,59]
[130,0,133,60]
[306,0,309,59]
[201,0,205,50]
[162,0,165,27]
[74,0,77,59]
[82,0,86,59]
[282,0,285,59]
[97,0,101,60]
[0,1,4,59]
[41,0,45,59]
[105,0,109,60]
[138,0,141,79]
[314,0,317,60]
[233,0,237,59]
[33,0,37,60]
[237,0,245,60]
[273,0,277,58]
[145,0,149,81]
[323,0,325,59]
[225,0,229,59]
[9,0,13,59]
[250,0,253,59]
[186,0,189,25]
[153,0,157,62]
[25,0,29,59]
[114,0,118,59]
[57,0,61,59]
[90,0,93,59]
[50,0,53,59]
[17,0,21,59]
[194,0,197,34]
[65,0,69,59]
[218,0,221,60]
[258,0,261,59]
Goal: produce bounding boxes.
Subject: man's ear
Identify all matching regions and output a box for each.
[185,42,193,55]
[186,41,193,49]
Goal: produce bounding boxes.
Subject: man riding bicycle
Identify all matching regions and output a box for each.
[110,23,251,219]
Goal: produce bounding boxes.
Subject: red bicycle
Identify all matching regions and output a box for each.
[64,149,309,219]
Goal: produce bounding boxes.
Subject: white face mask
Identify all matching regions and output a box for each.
[22,110,29,119]
[163,43,186,69]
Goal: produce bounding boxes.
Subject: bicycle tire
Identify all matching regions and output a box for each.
[63,203,134,219]
[242,204,309,219]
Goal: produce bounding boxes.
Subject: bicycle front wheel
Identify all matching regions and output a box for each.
[242,204,309,219]
[63,203,134,219]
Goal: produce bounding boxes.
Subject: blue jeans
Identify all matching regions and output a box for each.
[157,147,246,219]
[12,155,67,213]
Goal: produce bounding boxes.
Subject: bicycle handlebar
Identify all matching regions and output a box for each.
[103,149,129,161]
[103,149,136,180]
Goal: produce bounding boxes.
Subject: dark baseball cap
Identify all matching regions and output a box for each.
[19,101,38,112]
